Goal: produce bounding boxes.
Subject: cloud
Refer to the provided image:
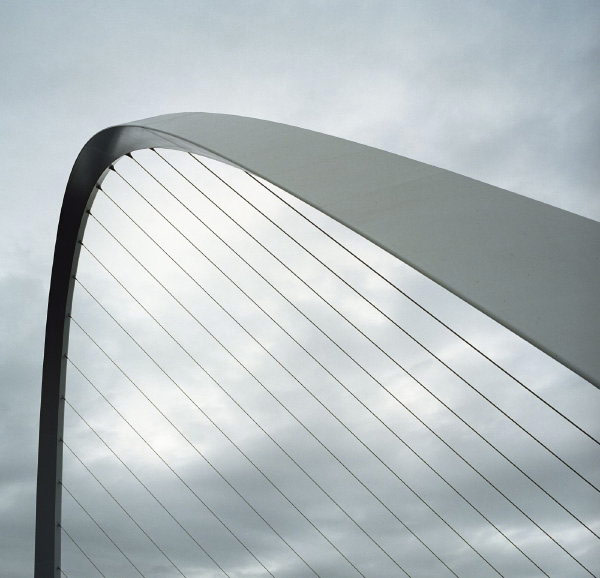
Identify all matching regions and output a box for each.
[1,2,599,577]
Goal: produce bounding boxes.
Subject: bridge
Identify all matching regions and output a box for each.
[35,113,600,577]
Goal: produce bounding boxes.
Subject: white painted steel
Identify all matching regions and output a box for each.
[126,113,600,387]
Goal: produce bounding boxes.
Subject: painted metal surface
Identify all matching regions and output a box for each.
[36,112,599,576]
[130,112,600,386]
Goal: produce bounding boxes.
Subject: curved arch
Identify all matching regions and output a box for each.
[35,112,600,576]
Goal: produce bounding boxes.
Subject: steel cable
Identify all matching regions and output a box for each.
[126,152,598,574]
[56,145,597,578]
[97,179,539,576]
[65,359,278,577]
[113,157,590,571]
[69,314,322,578]
[247,170,600,449]
[63,441,187,577]
[104,164,560,576]
[61,482,146,577]
[188,151,599,498]
[74,257,409,578]
[137,151,598,553]
[60,523,105,578]
[85,206,482,577]
[63,395,232,578]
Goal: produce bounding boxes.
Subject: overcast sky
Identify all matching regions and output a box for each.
[1,1,599,577]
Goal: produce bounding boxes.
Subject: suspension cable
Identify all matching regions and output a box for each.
[60,523,105,577]
[124,152,599,572]
[100,174,549,574]
[73,261,411,578]
[65,359,279,577]
[61,482,146,577]
[248,170,600,448]
[187,151,598,496]
[68,314,324,578]
[59,146,600,578]
[63,441,187,577]
[112,159,593,568]
[97,180,547,575]
[135,151,598,543]
[63,396,232,578]
[85,209,490,577]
